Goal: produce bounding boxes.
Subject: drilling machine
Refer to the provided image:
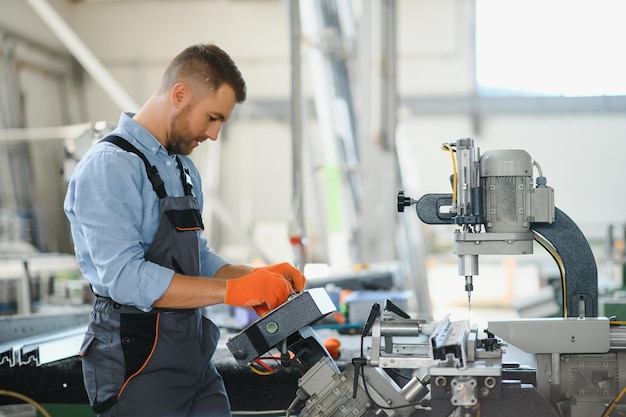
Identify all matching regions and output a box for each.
[400,138,555,308]
[227,138,626,417]
[397,137,596,315]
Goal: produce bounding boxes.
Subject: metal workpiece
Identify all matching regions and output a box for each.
[430,317,469,367]
[0,326,86,367]
[226,288,336,366]
[487,317,611,354]
[0,344,13,367]
[16,325,86,367]
[0,312,90,368]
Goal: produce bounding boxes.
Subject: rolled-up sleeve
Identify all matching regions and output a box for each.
[64,145,174,311]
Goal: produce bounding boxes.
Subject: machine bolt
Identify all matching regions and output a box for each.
[484,377,496,389]
[233,349,246,359]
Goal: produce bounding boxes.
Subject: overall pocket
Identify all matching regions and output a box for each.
[80,328,122,414]
[119,313,160,381]
[79,331,97,405]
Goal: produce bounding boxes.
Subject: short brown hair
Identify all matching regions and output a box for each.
[161,44,246,103]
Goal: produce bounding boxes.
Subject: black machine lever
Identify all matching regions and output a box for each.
[351,303,381,398]
[361,303,381,337]
[384,299,410,319]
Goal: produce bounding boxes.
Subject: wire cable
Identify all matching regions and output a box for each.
[285,396,300,417]
[0,390,53,417]
[603,384,626,417]
[533,231,567,317]
[253,358,276,373]
[386,367,418,382]
[232,409,291,415]
[533,159,544,178]
[248,366,273,376]
[441,143,457,203]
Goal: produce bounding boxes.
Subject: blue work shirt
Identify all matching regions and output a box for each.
[64,113,229,312]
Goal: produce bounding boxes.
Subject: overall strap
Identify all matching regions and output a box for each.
[175,156,194,196]
[101,135,167,199]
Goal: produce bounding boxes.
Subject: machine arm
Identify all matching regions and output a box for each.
[532,207,598,317]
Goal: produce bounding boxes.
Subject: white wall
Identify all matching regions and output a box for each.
[69,0,293,121]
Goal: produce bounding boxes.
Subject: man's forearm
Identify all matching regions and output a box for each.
[153,273,228,309]
[214,264,254,279]
[153,264,255,309]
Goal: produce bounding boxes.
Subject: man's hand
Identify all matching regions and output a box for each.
[254,262,306,292]
[224,269,293,310]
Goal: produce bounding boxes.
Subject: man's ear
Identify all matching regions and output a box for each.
[171,83,188,109]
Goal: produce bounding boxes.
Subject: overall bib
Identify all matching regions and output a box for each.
[79,136,231,417]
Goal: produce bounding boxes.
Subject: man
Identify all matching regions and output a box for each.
[64,43,305,417]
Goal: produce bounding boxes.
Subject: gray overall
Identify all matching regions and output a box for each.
[79,136,231,417]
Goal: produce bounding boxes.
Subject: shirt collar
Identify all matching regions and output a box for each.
[116,112,166,157]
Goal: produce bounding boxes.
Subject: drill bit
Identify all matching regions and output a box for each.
[465,275,474,310]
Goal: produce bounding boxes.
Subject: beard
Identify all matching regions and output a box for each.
[167,105,204,155]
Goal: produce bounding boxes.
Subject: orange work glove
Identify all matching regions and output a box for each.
[324,337,341,360]
[224,270,293,310]
[254,262,306,292]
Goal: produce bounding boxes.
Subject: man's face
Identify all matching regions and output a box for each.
[168,84,237,155]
